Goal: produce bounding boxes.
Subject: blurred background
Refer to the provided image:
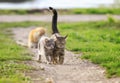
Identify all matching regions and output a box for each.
[0,0,119,9]
[0,0,120,15]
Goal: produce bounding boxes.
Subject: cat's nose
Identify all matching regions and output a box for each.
[51,45,54,49]
[62,45,65,48]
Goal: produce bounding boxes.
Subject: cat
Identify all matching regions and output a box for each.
[28,27,46,48]
[37,35,55,64]
[49,7,68,64]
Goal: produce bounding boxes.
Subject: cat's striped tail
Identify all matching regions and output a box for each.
[49,7,59,34]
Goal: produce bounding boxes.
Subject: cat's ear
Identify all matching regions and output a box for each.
[55,34,57,38]
[55,34,59,40]
[64,35,68,39]
[45,39,48,42]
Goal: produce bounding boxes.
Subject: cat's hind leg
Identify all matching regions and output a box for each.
[53,55,59,65]
[36,54,41,63]
[37,49,41,62]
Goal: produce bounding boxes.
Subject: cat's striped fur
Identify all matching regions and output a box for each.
[49,7,67,64]
[37,36,55,64]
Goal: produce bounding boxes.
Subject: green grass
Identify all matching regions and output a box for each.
[0,8,120,15]
[0,21,54,82]
[57,20,120,78]
[0,19,120,81]
[0,21,47,82]
[70,8,120,14]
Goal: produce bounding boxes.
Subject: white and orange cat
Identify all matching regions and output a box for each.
[28,27,46,48]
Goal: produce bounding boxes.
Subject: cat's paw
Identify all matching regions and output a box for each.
[53,61,57,65]
[37,60,41,63]
[46,61,51,65]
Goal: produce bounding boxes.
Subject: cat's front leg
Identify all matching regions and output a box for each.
[53,55,59,65]
[50,55,54,64]
[45,55,51,64]
[59,54,64,64]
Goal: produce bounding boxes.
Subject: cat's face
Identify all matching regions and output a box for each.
[55,35,67,48]
[44,39,55,50]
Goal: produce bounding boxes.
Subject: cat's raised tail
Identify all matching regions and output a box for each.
[49,7,59,34]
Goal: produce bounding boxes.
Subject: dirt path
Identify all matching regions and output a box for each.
[12,27,120,83]
[1,15,120,22]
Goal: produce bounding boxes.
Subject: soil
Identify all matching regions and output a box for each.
[12,27,120,83]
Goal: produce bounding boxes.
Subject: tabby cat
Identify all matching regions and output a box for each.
[49,7,67,64]
[37,35,55,64]
[28,27,45,48]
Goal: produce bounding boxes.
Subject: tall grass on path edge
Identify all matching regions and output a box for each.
[58,19,120,78]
